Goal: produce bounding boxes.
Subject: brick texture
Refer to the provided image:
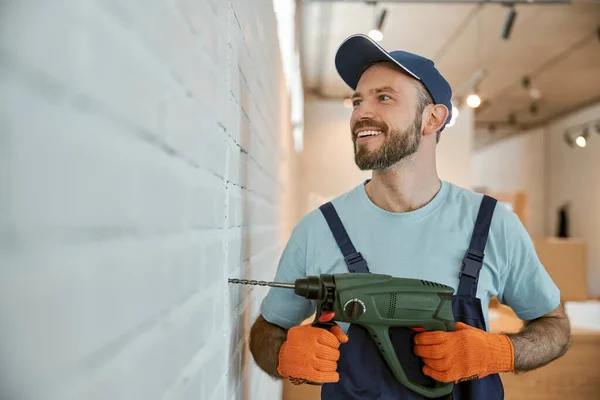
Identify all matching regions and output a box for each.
[0,1,299,399]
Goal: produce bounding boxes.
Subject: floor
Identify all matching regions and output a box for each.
[282,304,600,400]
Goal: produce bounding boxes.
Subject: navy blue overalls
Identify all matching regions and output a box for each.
[318,195,504,400]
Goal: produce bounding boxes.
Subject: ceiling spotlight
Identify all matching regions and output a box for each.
[368,29,383,42]
[466,94,481,108]
[575,127,590,147]
[343,98,353,108]
[368,7,387,42]
[501,5,518,40]
[446,104,459,128]
[529,88,542,100]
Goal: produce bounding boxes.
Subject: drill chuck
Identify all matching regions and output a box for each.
[293,276,325,300]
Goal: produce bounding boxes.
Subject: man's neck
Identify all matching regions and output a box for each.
[365,162,441,213]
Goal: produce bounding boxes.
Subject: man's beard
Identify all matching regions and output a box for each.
[353,117,422,171]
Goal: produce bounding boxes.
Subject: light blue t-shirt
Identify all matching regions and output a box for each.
[260,180,560,332]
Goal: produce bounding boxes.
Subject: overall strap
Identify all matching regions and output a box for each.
[457,195,497,297]
[319,202,369,273]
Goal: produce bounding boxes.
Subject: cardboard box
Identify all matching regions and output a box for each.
[532,237,588,302]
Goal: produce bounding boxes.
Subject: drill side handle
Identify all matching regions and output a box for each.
[310,274,337,329]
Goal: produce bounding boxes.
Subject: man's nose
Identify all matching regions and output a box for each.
[353,101,376,120]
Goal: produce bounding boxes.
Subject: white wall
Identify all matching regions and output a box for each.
[472,101,600,296]
[472,128,546,237]
[437,106,474,190]
[0,1,297,400]
[302,99,474,213]
[545,102,600,297]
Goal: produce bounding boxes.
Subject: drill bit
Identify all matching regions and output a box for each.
[228,278,295,289]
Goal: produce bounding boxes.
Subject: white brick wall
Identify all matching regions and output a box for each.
[0,1,294,399]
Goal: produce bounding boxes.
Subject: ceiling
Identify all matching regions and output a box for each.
[299,0,600,148]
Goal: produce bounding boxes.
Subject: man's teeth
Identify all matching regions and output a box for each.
[357,130,382,137]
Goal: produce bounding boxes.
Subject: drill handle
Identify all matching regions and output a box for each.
[370,325,454,398]
[300,308,337,387]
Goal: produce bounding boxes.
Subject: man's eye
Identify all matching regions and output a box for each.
[379,94,391,101]
[353,99,362,107]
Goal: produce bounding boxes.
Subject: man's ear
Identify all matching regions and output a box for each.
[423,104,449,136]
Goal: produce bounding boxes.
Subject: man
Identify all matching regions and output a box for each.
[249,34,571,399]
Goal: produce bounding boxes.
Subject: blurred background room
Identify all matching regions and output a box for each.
[1,0,599,399]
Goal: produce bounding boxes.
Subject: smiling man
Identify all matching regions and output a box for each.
[249,34,571,400]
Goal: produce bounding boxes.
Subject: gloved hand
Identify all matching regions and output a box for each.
[277,324,349,384]
[414,322,514,383]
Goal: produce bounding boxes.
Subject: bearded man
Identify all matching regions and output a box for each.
[248,34,571,400]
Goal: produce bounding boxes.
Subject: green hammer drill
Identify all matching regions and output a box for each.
[229,272,456,398]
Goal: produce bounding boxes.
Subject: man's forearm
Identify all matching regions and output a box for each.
[506,305,572,373]
[249,315,287,378]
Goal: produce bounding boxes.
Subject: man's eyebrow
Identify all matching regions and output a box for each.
[374,86,398,94]
[351,87,398,99]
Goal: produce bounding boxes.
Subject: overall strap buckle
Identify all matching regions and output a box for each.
[344,252,369,273]
[460,249,484,279]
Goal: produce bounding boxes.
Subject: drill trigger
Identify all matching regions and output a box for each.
[318,311,336,323]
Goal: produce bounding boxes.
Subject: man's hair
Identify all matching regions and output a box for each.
[359,61,443,143]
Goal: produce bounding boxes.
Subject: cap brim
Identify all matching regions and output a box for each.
[335,34,420,90]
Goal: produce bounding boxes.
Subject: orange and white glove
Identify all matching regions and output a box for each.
[414,322,514,383]
[278,324,349,384]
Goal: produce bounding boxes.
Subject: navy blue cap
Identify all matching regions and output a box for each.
[335,34,453,130]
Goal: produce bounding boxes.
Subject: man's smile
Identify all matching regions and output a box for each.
[356,129,383,138]
[354,125,386,143]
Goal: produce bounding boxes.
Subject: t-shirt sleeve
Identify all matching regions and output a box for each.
[259,236,314,330]
[498,212,561,321]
